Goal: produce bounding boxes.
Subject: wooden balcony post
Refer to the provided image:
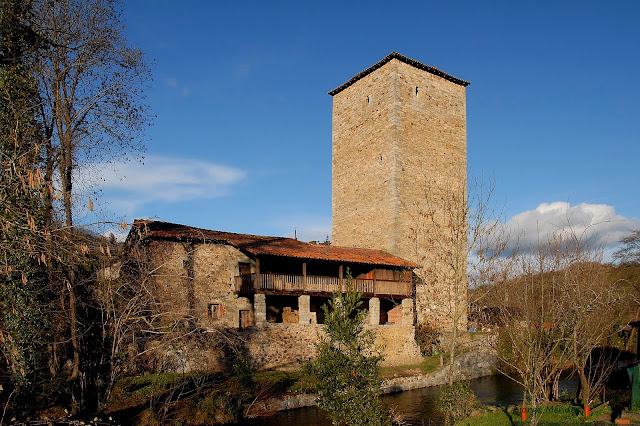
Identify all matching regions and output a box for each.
[373,269,377,296]
[302,262,307,290]
[339,265,344,292]
[254,258,260,291]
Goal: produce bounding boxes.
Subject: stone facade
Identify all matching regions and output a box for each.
[331,54,468,330]
[147,239,255,329]
[138,234,421,371]
[160,324,422,373]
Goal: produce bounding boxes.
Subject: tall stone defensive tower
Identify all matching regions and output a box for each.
[330,52,469,328]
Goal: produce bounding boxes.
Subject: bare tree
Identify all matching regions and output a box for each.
[30,0,151,382]
[495,227,625,423]
[556,243,623,411]
[34,0,151,228]
[614,229,640,265]
[494,234,573,424]
[409,175,509,385]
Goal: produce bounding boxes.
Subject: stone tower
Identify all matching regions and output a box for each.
[330,52,469,328]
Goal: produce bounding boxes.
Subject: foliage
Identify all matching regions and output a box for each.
[0,0,152,417]
[415,320,443,356]
[305,286,389,425]
[438,380,480,425]
[0,0,51,399]
[454,402,611,425]
[230,356,257,402]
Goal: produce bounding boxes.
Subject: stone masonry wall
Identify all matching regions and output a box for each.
[148,240,254,329]
[161,323,422,373]
[331,58,468,330]
[147,239,421,372]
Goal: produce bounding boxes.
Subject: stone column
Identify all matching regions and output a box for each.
[402,298,414,326]
[254,293,266,326]
[369,297,380,325]
[299,295,311,324]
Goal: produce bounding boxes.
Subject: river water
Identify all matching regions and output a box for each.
[241,374,579,425]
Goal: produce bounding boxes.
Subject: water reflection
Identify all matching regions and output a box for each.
[240,374,578,426]
[472,374,523,407]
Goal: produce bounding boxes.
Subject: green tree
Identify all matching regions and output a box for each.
[0,0,50,394]
[306,283,389,425]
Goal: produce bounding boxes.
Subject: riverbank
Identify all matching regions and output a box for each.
[247,348,497,417]
[454,402,613,425]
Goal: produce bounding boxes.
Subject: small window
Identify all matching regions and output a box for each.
[208,303,223,320]
[366,95,370,104]
[415,86,419,96]
[239,262,251,276]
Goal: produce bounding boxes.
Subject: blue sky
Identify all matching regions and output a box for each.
[90,0,639,249]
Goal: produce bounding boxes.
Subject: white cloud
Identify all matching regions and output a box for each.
[78,155,246,213]
[163,77,190,97]
[502,201,639,251]
[164,77,178,88]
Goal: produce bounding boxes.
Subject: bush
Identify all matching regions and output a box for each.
[415,320,442,356]
[438,380,479,425]
[230,356,256,401]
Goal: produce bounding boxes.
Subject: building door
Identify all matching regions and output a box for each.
[239,310,251,328]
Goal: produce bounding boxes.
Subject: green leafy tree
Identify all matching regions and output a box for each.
[0,0,50,394]
[306,283,389,425]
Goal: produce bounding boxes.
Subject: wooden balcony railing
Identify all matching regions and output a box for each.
[234,273,412,298]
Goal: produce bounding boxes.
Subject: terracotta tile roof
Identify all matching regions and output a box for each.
[130,220,419,269]
[328,51,470,96]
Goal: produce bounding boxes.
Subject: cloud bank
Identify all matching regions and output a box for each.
[502,201,638,250]
[80,155,245,212]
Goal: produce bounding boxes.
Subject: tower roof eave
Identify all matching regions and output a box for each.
[328,51,470,96]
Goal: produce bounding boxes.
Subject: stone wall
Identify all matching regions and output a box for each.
[146,239,422,372]
[374,325,422,366]
[158,323,422,373]
[331,57,468,330]
[148,240,254,329]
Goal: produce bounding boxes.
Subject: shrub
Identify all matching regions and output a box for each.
[415,320,442,356]
[437,380,479,425]
[305,287,389,425]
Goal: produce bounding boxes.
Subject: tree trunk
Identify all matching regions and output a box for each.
[67,279,80,381]
[449,327,457,386]
[578,367,590,409]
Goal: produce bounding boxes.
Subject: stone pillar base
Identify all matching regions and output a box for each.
[254,293,267,326]
[401,298,414,326]
[369,297,380,325]
[299,295,311,324]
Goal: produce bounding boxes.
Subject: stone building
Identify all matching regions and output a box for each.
[125,52,470,370]
[126,219,422,368]
[330,52,469,329]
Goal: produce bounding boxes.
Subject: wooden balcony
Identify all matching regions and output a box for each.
[235,273,412,298]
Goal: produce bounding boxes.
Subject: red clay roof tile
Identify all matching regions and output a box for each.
[130,220,419,269]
